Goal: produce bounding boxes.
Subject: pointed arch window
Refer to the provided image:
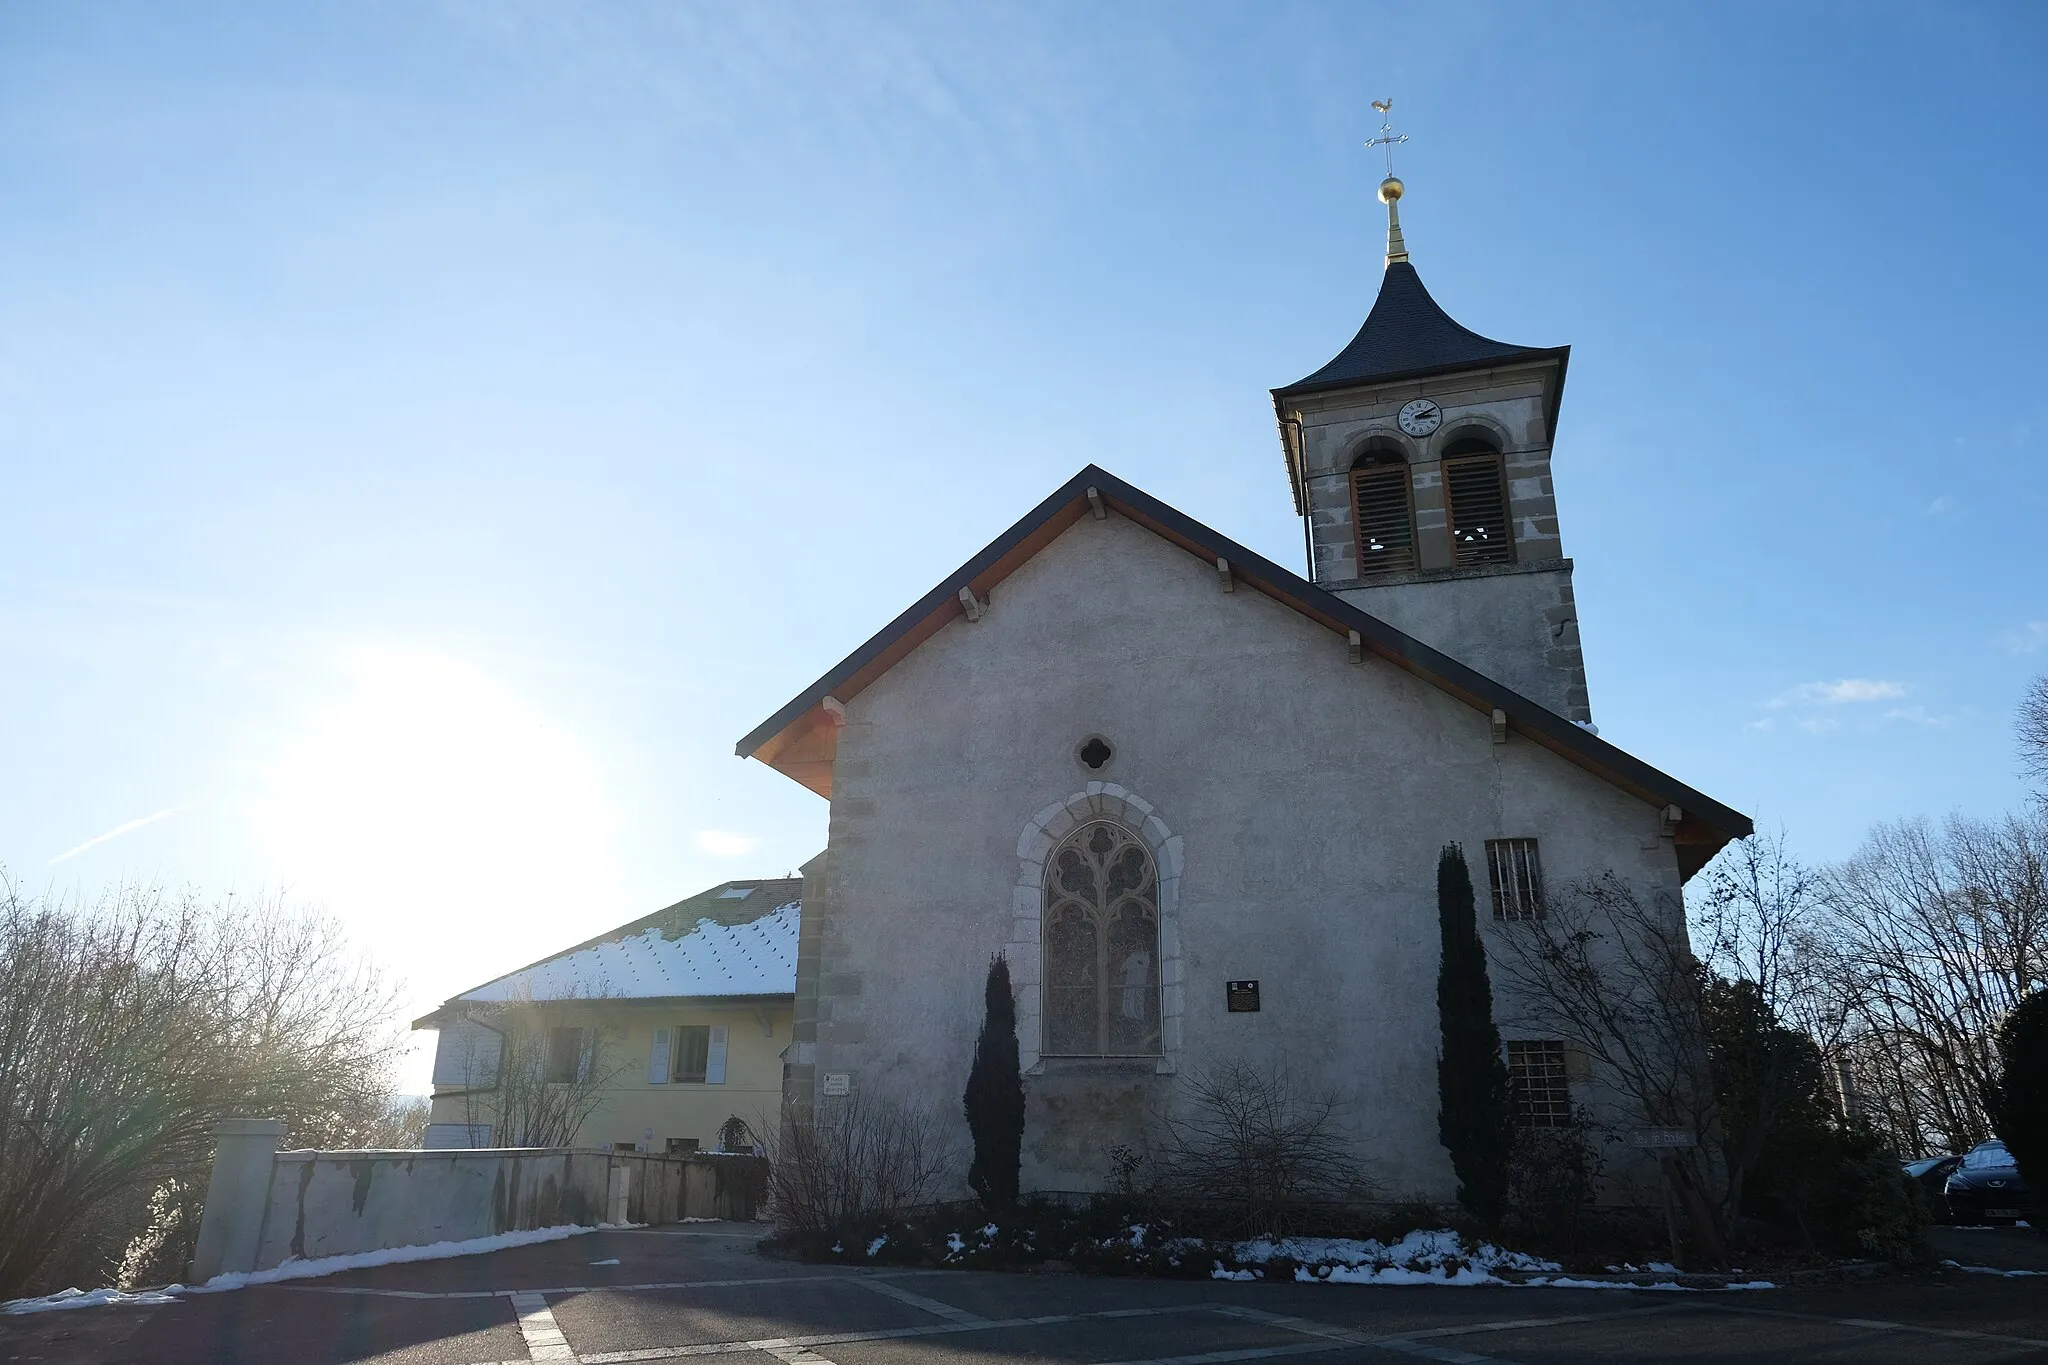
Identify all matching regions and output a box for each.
[1043,821,1161,1056]
[1350,450,1417,576]
[1443,436,1514,567]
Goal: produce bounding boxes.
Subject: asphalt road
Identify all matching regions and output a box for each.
[5,1224,2047,1365]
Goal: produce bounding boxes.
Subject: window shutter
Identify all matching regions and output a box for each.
[647,1026,671,1085]
[576,1029,593,1084]
[1351,464,1417,575]
[706,1025,729,1085]
[1444,454,1514,567]
[432,1018,503,1089]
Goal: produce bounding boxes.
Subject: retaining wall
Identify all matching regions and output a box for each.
[191,1120,767,1278]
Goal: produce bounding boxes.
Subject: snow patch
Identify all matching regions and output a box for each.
[1942,1260,2048,1278]
[188,1224,607,1292]
[2,1286,182,1316]
[1233,1229,1557,1287]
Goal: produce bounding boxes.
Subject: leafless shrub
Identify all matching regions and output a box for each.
[1152,1061,1376,1238]
[766,1092,949,1240]
[2019,675,2048,796]
[0,879,404,1299]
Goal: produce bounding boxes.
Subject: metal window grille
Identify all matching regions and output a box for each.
[1486,838,1545,921]
[1508,1040,1572,1128]
[1351,463,1417,576]
[1444,453,1514,567]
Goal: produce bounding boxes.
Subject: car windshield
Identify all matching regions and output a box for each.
[1962,1143,2014,1170]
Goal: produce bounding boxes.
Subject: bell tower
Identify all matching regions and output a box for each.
[1271,104,1591,725]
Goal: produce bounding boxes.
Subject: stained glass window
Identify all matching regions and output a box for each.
[1042,821,1160,1056]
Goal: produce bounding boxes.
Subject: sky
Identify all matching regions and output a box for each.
[2,2,2043,1089]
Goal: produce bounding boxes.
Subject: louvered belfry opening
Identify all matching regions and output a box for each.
[1443,437,1513,567]
[1350,454,1417,576]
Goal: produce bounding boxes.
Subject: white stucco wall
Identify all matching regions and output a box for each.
[810,510,1684,1198]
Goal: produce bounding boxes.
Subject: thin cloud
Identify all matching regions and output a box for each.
[1925,496,1951,516]
[694,829,761,857]
[1767,679,1910,708]
[48,806,183,865]
[2005,621,2048,654]
[1884,705,1954,727]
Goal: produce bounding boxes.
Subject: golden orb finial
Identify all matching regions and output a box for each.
[1378,176,1404,204]
[1366,101,1411,268]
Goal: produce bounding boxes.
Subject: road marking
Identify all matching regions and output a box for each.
[1695,1300,2048,1350]
[283,1271,897,1301]
[510,1291,577,1362]
[852,1275,993,1325]
[757,1344,840,1365]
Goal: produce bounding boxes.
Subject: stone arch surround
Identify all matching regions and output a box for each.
[1009,783,1183,1075]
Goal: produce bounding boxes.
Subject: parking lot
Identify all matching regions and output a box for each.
[4,1223,2046,1365]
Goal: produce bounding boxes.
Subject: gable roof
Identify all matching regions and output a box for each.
[410,879,802,1028]
[736,466,1751,879]
[1273,261,1565,399]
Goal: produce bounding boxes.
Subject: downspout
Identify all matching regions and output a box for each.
[1286,413,1314,579]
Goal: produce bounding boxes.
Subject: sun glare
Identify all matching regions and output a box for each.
[257,646,619,1013]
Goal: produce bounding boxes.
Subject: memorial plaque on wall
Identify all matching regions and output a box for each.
[1226,980,1261,1012]
[821,1072,851,1096]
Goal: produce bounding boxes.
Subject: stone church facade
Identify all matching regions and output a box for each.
[739,182,1750,1199]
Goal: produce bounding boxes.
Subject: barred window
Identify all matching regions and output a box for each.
[1350,456,1417,576]
[1043,821,1161,1056]
[1443,438,1513,567]
[1486,838,1544,921]
[1508,1041,1572,1128]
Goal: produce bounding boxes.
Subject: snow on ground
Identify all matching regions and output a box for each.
[1226,1230,1558,1286]
[2,1223,624,1315]
[1942,1260,2048,1278]
[1,1287,182,1316]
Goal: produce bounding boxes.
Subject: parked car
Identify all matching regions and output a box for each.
[1903,1154,1964,1221]
[1942,1141,2033,1224]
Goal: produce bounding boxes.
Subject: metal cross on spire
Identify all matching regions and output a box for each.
[1366,97,1407,179]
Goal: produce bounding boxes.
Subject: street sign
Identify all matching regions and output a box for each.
[1628,1127,1697,1148]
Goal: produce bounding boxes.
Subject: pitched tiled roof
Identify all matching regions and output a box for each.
[737,466,1750,879]
[417,881,802,1023]
[1273,261,1561,397]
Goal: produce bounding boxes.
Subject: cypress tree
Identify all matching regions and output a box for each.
[1436,842,1513,1226]
[1991,988,2048,1201]
[964,953,1025,1210]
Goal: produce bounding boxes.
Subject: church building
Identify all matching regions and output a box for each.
[737,162,1751,1199]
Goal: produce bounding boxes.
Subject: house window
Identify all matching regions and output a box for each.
[1508,1041,1572,1128]
[1443,438,1513,567]
[1351,454,1417,576]
[1043,821,1161,1057]
[544,1027,585,1084]
[1486,838,1545,921]
[671,1025,712,1083]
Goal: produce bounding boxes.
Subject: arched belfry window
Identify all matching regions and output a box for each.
[1043,821,1161,1057]
[1350,447,1417,576]
[1442,435,1514,567]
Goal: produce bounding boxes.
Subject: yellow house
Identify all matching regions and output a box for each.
[414,879,799,1154]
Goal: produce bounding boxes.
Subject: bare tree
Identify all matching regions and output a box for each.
[1489,874,1729,1259]
[1152,1061,1376,1238]
[1821,812,2048,1154]
[457,1005,624,1148]
[765,1091,950,1241]
[0,880,404,1300]
[1693,828,1848,1059]
[2019,674,2048,796]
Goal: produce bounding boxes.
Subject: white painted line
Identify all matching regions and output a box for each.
[284,1271,881,1302]
[852,1276,992,1325]
[511,1291,578,1363]
[757,1343,839,1365]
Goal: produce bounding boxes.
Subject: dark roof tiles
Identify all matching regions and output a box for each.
[1276,262,1553,397]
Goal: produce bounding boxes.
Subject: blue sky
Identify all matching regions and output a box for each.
[3,2,2043,1083]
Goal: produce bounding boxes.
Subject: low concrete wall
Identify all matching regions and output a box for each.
[193,1121,768,1275]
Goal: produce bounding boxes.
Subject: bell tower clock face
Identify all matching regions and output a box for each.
[1397,398,1443,437]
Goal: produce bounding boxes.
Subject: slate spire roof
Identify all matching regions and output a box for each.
[1273,259,1557,398]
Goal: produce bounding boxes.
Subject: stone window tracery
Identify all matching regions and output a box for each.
[1042,821,1161,1056]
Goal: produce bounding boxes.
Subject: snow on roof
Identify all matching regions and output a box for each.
[459,900,800,1004]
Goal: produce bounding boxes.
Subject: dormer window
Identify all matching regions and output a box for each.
[1442,436,1513,567]
[1350,448,1417,577]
